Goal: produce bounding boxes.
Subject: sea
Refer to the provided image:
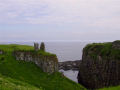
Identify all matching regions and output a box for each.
[0,41,95,82]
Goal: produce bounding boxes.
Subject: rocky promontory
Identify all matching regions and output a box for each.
[13,43,58,74]
[78,40,120,89]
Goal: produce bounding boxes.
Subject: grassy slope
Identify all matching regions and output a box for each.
[0,74,42,90]
[99,86,120,90]
[0,44,85,90]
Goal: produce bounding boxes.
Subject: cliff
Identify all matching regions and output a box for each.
[14,50,58,73]
[78,40,120,89]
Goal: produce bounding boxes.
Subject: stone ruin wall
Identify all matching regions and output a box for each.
[14,51,58,73]
[13,43,58,73]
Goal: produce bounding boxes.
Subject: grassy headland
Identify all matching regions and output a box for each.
[0,44,85,90]
[84,41,120,60]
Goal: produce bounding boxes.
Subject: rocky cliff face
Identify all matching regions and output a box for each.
[78,41,120,89]
[14,51,58,73]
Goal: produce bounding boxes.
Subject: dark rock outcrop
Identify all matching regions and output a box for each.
[59,60,81,71]
[14,51,58,74]
[78,41,120,89]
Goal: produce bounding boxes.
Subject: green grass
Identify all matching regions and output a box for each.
[0,44,56,56]
[0,44,34,51]
[99,86,120,90]
[0,44,85,90]
[0,74,42,90]
[84,42,120,60]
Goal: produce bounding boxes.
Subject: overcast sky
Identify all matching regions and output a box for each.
[0,0,120,42]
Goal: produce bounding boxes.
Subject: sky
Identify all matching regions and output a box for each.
[0,0,120,42]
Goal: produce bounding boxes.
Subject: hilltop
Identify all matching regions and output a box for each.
[0,44,85,90]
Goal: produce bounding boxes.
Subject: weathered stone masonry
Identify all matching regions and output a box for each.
[14,51,58,73]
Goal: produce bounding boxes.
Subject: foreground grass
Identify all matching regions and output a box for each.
[99,86,120,90]
[0,44,85,90]
[0,74,42,90]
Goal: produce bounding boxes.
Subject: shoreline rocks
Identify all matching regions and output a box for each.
[58,60,81,71]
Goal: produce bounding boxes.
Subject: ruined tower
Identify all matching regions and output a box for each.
[34,43,39,51]
[40,42,45,51]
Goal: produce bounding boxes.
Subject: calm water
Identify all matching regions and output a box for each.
[45,42,88,61]
[45,42,88,82]
[0,41,89,82]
